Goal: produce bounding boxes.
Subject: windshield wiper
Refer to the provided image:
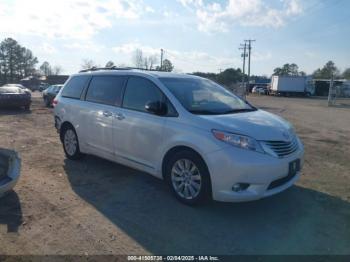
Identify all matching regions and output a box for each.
[221,108,257,114]
[244,100,258,110]
[189,108,256,115]
[188,110,221,115]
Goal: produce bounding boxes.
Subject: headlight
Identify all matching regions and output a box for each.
[212,130,264,153]
[296,136,304,150]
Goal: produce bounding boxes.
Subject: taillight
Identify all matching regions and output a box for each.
[52,99,58,107]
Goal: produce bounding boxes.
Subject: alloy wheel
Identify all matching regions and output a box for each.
[171,159,202,200]
[64,129,78,156]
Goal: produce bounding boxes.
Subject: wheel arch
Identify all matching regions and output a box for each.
[161,145,213,202]
[161,145,209,179]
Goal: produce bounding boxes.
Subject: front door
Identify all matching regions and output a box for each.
[114,76,166,170]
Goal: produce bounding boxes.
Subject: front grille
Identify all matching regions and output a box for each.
[263,137,298,158]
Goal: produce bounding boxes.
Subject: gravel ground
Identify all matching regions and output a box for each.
[0,93,349,255]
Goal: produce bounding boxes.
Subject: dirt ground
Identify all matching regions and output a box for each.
[0,93,349,255]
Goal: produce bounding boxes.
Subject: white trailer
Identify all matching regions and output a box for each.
[270,76,309,96]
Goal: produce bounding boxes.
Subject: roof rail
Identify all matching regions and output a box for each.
[79,66,161,73]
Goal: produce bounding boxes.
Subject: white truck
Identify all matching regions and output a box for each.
[270,76,311,96]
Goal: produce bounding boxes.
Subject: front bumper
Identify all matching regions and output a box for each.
[0,149,21,198]
[205,144,304,202]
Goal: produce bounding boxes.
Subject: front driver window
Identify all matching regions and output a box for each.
[122,77,164,113]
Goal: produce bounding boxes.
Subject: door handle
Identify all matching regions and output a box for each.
[115,112,125,120]
[103,111,113,117]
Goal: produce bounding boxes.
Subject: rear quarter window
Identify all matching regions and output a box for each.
[61,75,90,99]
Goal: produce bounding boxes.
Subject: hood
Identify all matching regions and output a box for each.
[198,109,294,141]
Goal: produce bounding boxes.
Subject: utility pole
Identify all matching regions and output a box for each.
[239,43,248,98]
[245,39,256,88]
[160,49,164,71]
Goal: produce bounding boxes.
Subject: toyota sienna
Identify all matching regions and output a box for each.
[54,68,304,205]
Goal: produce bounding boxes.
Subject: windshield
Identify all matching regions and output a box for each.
[159,77,255,115]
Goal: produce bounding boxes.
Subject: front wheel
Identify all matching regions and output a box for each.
[165,150,211,205]
[62,126,83,160]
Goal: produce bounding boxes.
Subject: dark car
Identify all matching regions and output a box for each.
[38,82,49,92]
[5,84,31,95]
[0,85,31,110]
[42,85,62,107]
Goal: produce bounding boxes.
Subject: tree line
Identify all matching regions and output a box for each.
[273,61,350,79]
[0,38,64,85]
[81,48,174,72]
[193,60,350,88]
[192,68,245,87]
[39,61,63,76]
[0,38,38,84]
[132,49,174,72]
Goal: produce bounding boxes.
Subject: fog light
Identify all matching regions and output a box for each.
[232,183,250,192]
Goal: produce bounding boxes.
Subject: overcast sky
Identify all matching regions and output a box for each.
[0,0,349,75]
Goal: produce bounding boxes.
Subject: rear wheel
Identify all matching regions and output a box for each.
[62,126,83,160]
[44,97,50,107]
[165,150,211,205]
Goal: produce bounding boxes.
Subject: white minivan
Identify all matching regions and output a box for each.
[54,68,304,205]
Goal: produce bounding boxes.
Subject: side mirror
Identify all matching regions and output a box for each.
[145,101,168,116]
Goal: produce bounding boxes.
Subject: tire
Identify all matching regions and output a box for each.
[44,97,50,107]
[24,105,30,111]
[61,125,83,160]
[165,150,211,205]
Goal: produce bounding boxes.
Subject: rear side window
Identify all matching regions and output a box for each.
[122,77,163,113]
[52,86,61,92]
[86,76,126,106]
[61,75,90,99]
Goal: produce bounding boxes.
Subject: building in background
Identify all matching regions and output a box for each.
[312,79,347,96]
[20,75,69,91]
